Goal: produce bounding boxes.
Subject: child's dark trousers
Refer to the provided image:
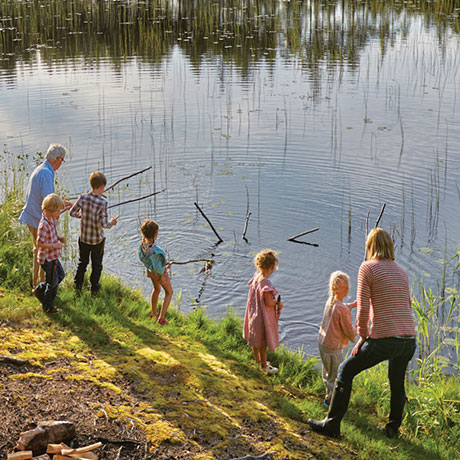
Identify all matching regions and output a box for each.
[37,259,66,312]
[74,238,105,293]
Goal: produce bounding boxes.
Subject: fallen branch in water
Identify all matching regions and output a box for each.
[108,189,165,209]
[288,239,319,247]
[287,227,319,242]
[194,202,223,243]
[170,259,213,265]
[242,211,252,243]
[105,166,152,192]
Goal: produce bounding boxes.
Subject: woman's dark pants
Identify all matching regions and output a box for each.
[337,337,416,430]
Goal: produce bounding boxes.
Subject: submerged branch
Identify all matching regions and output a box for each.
[194,202,223,243]
[170,259,213,265]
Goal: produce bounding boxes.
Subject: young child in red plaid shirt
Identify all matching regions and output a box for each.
[33,193,66,313]
[70,172,118,295]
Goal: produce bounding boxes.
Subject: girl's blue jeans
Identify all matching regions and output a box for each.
[337,336,416,429]
[38,259,66,312]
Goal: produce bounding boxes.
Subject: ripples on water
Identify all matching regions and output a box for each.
[1,0,460,357]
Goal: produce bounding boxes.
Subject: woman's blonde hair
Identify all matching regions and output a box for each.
[42,193,65,213]
[325,271,350,315]
[254,249,278,272]
[366,228,395,260]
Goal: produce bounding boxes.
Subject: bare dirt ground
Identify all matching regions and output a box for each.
[0,358,202,459]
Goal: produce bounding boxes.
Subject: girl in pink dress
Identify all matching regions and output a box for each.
[243,249,283,374]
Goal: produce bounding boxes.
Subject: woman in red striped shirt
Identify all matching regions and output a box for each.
[308,228,416,439]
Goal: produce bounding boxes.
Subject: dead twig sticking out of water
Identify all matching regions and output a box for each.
[242,212,252,243]
[108,189,166,209]
[194,201,223,243]
[105,166,152,192]
[374,203,386,228]
[287,227,320,242]
[363,203,387,261]
[363,210,370,261]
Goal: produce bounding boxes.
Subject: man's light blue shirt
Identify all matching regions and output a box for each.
[19,160,55,229]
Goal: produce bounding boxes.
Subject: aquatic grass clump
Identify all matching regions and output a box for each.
[0,190,32,292]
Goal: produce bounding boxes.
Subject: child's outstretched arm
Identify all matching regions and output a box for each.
[69,196,82,218]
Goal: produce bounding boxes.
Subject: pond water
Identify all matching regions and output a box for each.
[1,0,460,357]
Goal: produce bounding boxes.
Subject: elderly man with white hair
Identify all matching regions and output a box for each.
[19,144,72,288]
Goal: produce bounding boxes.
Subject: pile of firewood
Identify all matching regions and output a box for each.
[7,443,101,460]
[6,421,101,460]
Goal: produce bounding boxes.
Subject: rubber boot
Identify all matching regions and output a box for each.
[307,380,352,438]
[384,393,407,438]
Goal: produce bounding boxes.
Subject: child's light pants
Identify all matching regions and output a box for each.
[319,343,343,399]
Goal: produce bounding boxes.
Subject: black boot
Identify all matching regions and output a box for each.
[307,380,352,438]
[384,393,407,438]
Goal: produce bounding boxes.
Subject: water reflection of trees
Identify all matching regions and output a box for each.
[0,0,458,78]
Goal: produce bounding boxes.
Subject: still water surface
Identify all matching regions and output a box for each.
[1,0,460,356]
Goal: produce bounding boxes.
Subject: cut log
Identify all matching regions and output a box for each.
[54,456,95,460]
[61,442,101,455]
[7,452,33,460]
[67,454,97,460]
[32,455,51,460]
[16,421,76,454]
[46,444,70,455]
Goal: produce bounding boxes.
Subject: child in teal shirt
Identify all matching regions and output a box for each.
[138,220,173,325]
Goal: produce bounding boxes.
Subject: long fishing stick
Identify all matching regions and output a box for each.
[69,166,153,199]
[104,166,152,192]
[108,189,165,209]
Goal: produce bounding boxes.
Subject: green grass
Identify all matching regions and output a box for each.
[1,159,460,460]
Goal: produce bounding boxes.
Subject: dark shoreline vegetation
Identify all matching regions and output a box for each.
[1,153,459,459]
[1,0,459,82]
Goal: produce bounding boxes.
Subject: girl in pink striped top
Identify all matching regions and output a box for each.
[308,228,416,439]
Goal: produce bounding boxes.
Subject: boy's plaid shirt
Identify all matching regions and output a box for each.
[37,215,61,264]
[70,192,113,244]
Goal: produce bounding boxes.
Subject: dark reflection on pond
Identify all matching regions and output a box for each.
[1,0,459,80]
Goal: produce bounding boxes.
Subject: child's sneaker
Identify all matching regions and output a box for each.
[262,363,278,374]
[324,397,331,407]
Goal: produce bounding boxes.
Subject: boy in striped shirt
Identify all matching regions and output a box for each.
[33,193,66,313]
[70,172,118,295]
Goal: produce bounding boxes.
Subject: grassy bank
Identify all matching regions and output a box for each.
[1,177,459,459]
